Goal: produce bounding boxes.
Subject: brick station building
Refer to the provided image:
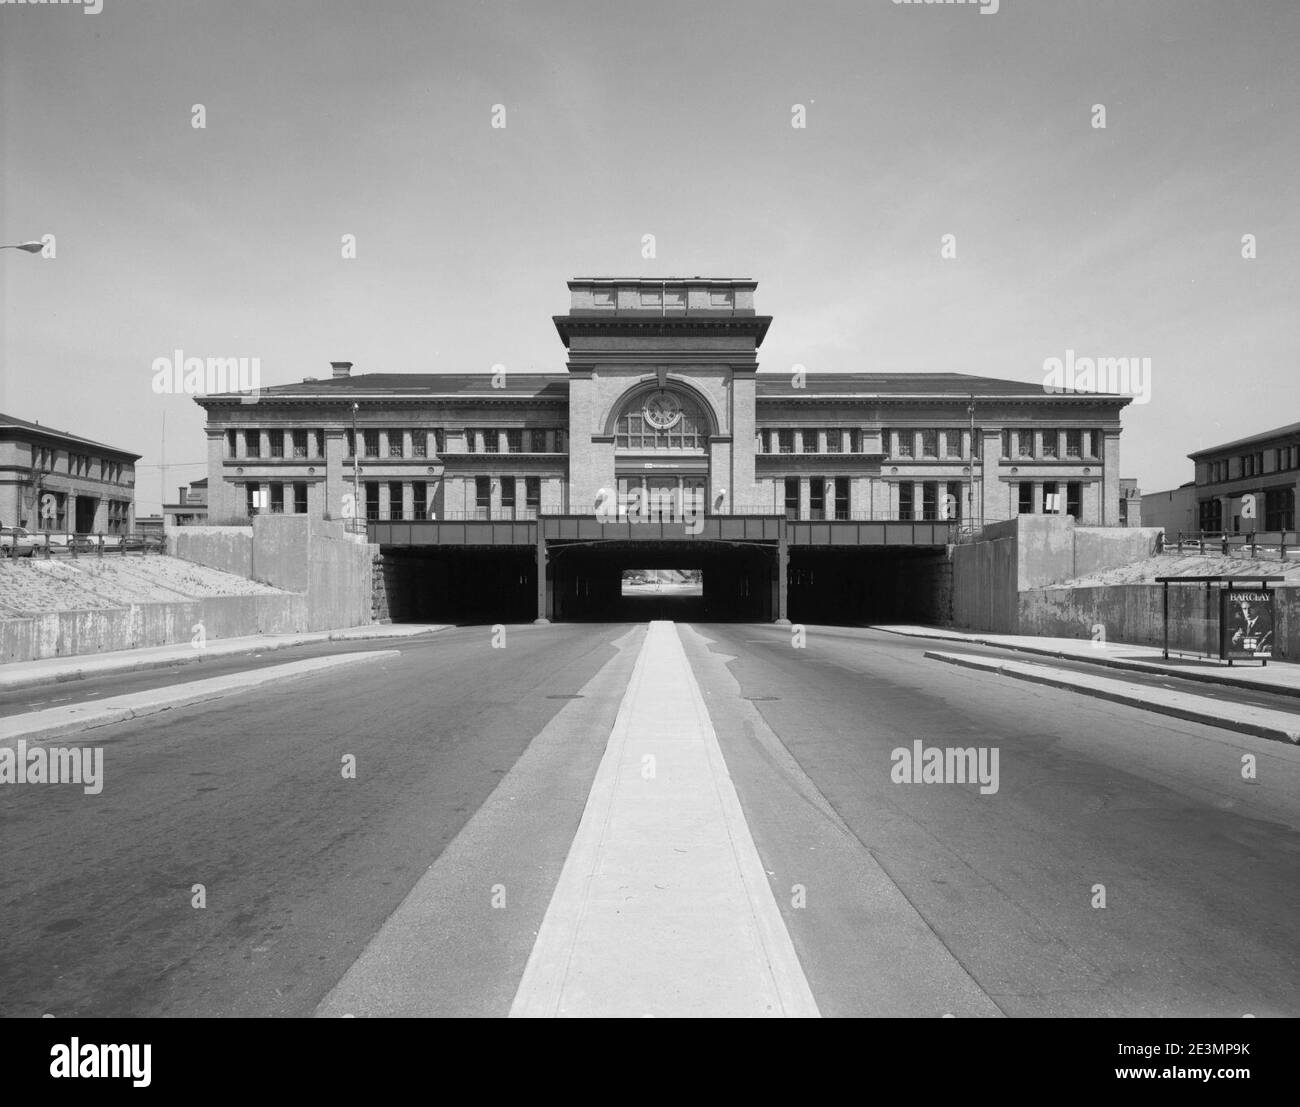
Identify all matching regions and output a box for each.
[194,276,1131,531]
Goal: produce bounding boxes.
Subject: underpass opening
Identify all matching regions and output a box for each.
[787,546,953,627]
[376,546,536,625]
[373,535,954,627]
[551,541,772,622]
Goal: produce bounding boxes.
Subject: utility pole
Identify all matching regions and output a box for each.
[160,411,166,530]
[352,402,360,532]
[966,395,976,530]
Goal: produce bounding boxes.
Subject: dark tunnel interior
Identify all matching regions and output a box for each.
[375,542,953,627]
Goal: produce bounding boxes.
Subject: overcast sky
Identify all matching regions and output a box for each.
[2,0,1296,512]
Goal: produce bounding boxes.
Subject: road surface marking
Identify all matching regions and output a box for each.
[510,620,819,1018]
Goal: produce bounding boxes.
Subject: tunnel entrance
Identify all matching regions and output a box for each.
[376,547,536,624]
[374,537,952,627]
[551,542,772,622]
[786,547,952,626]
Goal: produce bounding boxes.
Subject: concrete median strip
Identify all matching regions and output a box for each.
[510,620,819,1018]
[926,650,1300,745]
[0,651,401,745]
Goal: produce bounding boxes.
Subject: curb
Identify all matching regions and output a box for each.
[0,626,448,694]
[925,650,1300,745]
[1,650,402,744]
[873,626,1300,700]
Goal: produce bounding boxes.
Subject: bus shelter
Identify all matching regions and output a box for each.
[1157,575,1284,665]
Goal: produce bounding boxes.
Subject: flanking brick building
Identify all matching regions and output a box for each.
[0,413,138,534]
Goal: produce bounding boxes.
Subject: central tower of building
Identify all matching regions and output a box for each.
[554,277,772,516]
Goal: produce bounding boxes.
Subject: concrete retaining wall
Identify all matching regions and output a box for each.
[952,516,1163,634]
[952,519,1019,632]
[167,526,253,577]
[1019,583,1300,661]
[169,516,374,633]
[0,517,375,663]
[0,592,306,663]
[951,515,1294,659]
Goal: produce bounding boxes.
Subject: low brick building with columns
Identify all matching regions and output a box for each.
[194,277,1130,530]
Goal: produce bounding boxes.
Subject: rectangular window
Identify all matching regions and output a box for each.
[293,482,308,514]
[1001,429,1011,458]
[802,430,820,454]
[501,478,517,514]
[942,430,961,459]
[922,481,939,521]
[1017,431,1034,458]
[346,430,356,457]
[269,430,285,458]
[1043,480,1060,514]
[848,429,861,453]
[506,430,523,454]
[475,476,491,517]
[1067,481,1082,520]
[293,430,308,458]
[778,430,795,455]
[245,431,261,458]
[921,429,938,458]
[1264,487,1295,532]
[826,430,842,454]
[466,429,478,454]
[971,429,981,459]
[226,429,237,457]
[411,431,427,458]
[412,481,427,519]
[388,431,404,458]
[896,431,914,458]
[526,477,541,513]
[809,477,826,520]
[246,484,260,516]
[1018,482,1034,514]
[1199,499,1222,533]
[269,483,285,513]
[784,477,799,520]
[834,477,850,520]
[1041,431,1059,459]
[363,430,379,458]
[388,481,404,520]
[483,431,499,454]
[531,429,547,453]
[899,482,914,521]
[1066,430,1082,458]
[365,482,380,521]
[315,430,325,458]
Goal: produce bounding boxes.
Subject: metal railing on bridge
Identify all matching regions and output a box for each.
[0,530,166,559]
[1168,531,1298,561]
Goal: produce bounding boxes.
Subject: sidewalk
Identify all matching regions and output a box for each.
[874,625,1300,699]
[0,624,449,693]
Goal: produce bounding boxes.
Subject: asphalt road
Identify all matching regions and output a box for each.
[2,621,1296,1017]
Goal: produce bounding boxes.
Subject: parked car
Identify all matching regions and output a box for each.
[0,526,35,557]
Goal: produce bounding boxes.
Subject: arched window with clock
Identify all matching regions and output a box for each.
[614,388,707,451]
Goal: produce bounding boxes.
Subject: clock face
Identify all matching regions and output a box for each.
[643,391,682,429]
